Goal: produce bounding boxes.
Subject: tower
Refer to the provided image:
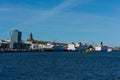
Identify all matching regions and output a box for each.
[10,30,22,49]
[101,42,103,46]
[27,33,34,42]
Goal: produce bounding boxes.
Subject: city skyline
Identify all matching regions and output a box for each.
[0,0,120,47]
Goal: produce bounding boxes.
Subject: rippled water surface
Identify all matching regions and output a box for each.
[0,51,120,80]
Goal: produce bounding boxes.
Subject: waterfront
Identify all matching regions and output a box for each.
[0,51,120,80]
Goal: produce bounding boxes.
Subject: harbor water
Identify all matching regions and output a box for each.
[0,51,120,80]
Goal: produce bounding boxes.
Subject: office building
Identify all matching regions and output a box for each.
[10,30,22,49]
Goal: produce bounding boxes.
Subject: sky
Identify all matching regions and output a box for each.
[0,0,120,46]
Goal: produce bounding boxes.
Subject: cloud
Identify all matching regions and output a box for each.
[46,0,75,15]
[0,8,12,12]
[41,0,94,19]
[15,0,94,28]
[29,0,77,21]
[14,0,77,27]
[111,5,120,15]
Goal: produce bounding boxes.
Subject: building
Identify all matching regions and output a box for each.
[0,40,10,50]
[67,42,88,51]
[76,42,88,51]
[67,43,76,51]
[27,33,34,42]
[10,30,22,49]
[95,42,108,51]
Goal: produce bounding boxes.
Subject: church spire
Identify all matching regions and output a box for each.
[27,33,34,42]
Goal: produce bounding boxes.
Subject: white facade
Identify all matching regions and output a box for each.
[95,46,102,51]
[95,42,108,51]
[42,43,64,51]
[0,40,8,44]
[24,41,32,44]
[42,43,53,49]
[67,42,88,51]
[95,45,108,51]
[4,40,11,43]
[31,44,39,50]
[67,43,76,51]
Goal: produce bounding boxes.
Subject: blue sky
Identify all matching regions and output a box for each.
[0,0,120,46]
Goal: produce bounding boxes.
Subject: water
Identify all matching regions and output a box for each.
[0,51,120,80]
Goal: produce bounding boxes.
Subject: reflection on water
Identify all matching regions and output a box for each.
[0,51,120,80]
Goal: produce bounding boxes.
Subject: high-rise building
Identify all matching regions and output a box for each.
[10,30,22,49]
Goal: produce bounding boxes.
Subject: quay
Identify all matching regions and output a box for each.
[0,49,68,53]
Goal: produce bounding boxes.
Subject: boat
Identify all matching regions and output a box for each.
[107,48,112,52]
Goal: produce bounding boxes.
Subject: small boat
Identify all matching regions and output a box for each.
[107,48,112,52]
[79,49,92,54]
